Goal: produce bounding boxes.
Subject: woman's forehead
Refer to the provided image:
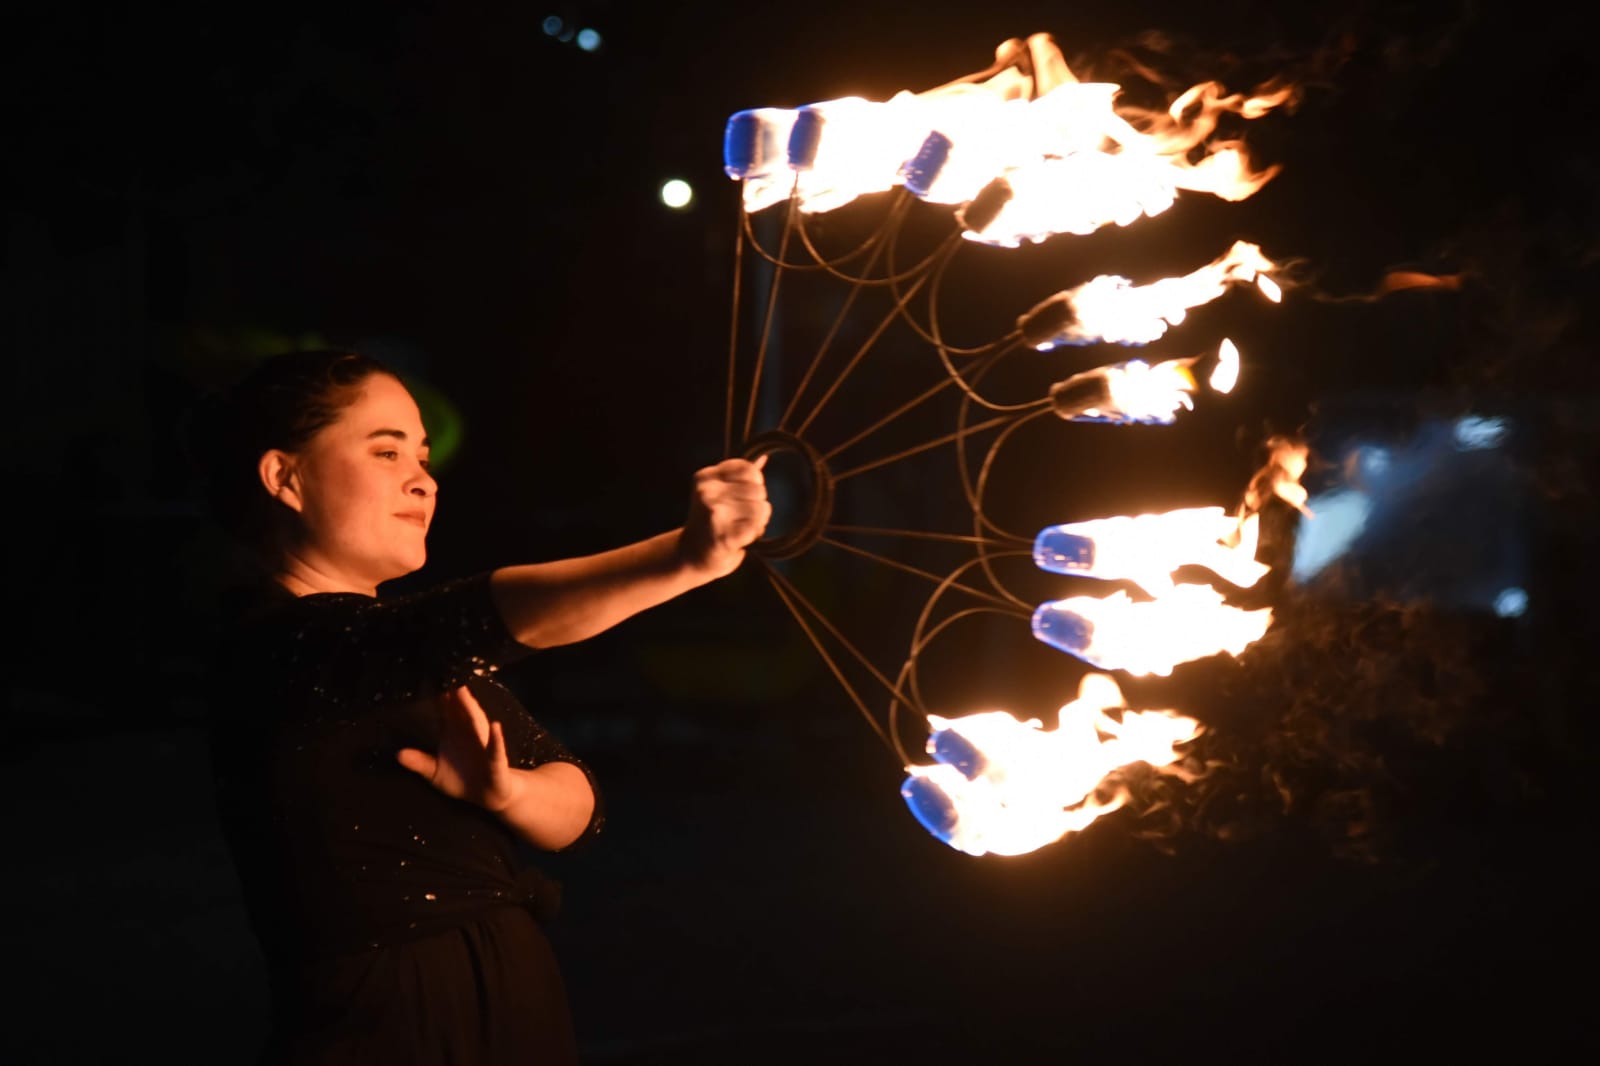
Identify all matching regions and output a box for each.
[342,375,427,438]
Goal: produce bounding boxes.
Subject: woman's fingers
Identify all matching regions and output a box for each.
[396,747,439,778]
[487,720,508,771]
[680,456,775,575]
[447,684,492,747]
[699,461,771,540]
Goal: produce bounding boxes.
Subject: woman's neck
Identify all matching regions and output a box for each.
[275,552,379,598]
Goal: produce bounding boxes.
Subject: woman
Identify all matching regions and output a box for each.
[199,350,770,1063]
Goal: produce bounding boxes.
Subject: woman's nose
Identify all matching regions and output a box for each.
[408,466,438,498]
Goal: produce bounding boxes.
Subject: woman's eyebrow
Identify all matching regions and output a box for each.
[366,428,431,447]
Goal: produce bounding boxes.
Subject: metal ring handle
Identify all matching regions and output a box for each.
[741,429,835,560]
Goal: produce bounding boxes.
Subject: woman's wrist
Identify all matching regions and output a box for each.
[492,763,596,851]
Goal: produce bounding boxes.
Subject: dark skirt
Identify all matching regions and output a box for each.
[262,905,578,1065]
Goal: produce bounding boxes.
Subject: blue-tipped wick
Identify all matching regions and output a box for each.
[902,131,952,198]
[1033,528,1097,574]
[723,110,765,178]
[787,107,825,170]
[901,775,959,844]
[1032,603,1094,655]
[930,729,987,780]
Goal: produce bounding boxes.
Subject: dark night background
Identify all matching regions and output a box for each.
[6,1,1599,1062]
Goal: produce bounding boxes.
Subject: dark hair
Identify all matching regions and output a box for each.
[191,349,398,555]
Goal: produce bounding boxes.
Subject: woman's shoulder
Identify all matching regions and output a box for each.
[243,571,528,664]
[211,571,533,706]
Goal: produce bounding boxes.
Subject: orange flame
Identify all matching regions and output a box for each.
[902,673,1202,856]
[1241,437,1313,520]
[1031,241,1278,348]
[1035,506,1269,596]
[1034,585,1273,677]
[730,35,1290,244]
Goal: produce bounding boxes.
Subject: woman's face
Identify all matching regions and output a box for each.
[277,373,438,592]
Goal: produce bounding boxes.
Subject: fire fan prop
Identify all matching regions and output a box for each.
[721,33,1310,856]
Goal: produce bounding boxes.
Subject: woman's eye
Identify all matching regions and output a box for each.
[377,450,398,460]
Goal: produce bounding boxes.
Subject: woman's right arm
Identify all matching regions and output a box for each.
[489,456,770,649]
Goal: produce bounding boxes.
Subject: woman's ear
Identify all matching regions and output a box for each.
[258,449,305,513]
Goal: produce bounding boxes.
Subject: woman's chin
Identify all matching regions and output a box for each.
[374,551,426,586]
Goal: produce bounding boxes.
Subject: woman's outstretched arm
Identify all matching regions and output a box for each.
[488,457,771,649]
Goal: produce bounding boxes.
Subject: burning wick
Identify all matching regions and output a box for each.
[1048,357,1199,425]
[1019,241,1279,350]
[724,34,1291,236]
[901,673,1203,856]
[1032,585,1273,677]
[1034,507,1269,597]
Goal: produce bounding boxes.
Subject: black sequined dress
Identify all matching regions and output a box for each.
[207,572,602,1065]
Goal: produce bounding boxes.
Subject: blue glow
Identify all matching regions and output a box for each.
[930,729,987,780]
[901,776,958,844]
[723,111,764,178]
[576,28,601,51]
[902,131,951,198]
[1290,488,1372,583]
[1031,603,1094,655]
[1033,528,1096,573]
[1296,408,1527,607]
[1454,415,1509,451]
[542,15,562,35]
[1494,587,1528,618]
[787,107,825,169]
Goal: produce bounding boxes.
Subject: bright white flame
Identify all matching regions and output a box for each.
[725,34,1290,241]
[1035,506,1270,596]
[1102,359,1196,422]
[1033,585,1273,676]
[1051,358,1199,424]
[660,179,694,209]
[1210,338,1240,393]
[901,674,1202,856]
[1257,274,1282,303]
[1033,241,1278,348]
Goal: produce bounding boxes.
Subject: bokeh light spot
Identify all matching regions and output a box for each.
[660,179,694,209]
[1494,587,1528,618]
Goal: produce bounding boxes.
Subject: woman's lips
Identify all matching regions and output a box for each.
[395,512,428,528]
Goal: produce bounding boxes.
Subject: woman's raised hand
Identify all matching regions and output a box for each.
[397,685,521,813]
[678,456,772,579]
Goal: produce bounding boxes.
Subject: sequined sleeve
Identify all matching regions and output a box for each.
[470,673,606,849]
